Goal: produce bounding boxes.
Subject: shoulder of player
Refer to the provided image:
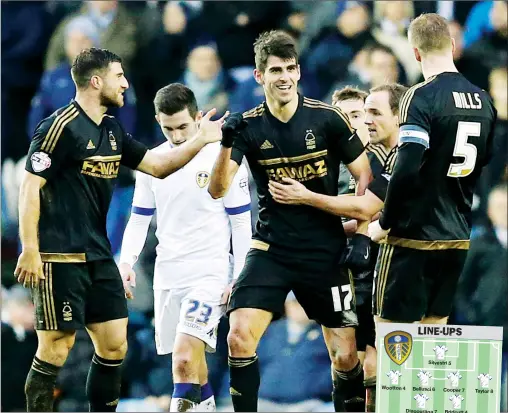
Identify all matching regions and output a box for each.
[302,96,353,131]
[34,103,81,150]
[242,103,265,120]
[402,76,439,103]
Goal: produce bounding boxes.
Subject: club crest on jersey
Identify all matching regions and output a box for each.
[305,129,316,150]
[385,331,412,365]
[108,131,117,151]
[196,171,210,188]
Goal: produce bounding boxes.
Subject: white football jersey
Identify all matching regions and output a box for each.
[417,370,432,386]
[447,372,462,388]
[386,370,402,385]
[132,142,251,289]
[449,394,464,409]
[414,394,430,409]
[433,345,448,360]
[478,373,492,388]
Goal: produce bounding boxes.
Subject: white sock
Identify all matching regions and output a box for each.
[198,395,216,411]
[170,397,198,412]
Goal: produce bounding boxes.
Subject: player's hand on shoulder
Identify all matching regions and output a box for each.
[268,177,310,205]
[197,108,230,145]
[221,112,248,148]
[340,233,371,271]
[368,220,390,243]
[14,249,44,288]
[119,262,136,300]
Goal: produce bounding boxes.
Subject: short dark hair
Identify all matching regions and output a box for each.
[254,30,298,72]
[71,48,122,89]
[153,83,198,117]
[332,86,368,105]
[369,83,408,115]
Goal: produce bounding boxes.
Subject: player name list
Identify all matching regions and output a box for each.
[377,323,502,413]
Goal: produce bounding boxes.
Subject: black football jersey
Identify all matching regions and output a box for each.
[231,94,365,271]
[25,101,147,262]
[388,72,496,247]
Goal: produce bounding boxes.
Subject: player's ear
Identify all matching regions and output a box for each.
[253,68,263,85]
[90,75,102,90]
[155,114,160,125]
[296,64,301,82]
[195,110,203,122]
[413,47,422,63]
[450,37,456,55]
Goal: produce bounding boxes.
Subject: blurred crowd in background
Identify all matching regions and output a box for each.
[1,1,507,411]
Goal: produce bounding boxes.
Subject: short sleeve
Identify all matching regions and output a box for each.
[398,88,432,149]
[121,132,148,170]
[328,108,365,165]
[25,117,72,181]
[231,130,250,165]
[131,171,156,215]
[223,163,251,214]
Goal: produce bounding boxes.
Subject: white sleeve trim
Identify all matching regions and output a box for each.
[119,212,153,267]
[229,211,252,280]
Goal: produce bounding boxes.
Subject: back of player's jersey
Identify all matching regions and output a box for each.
[395,73,496,243]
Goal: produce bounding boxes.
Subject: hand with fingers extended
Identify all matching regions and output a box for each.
[14,248,44,288]
[119,262,136,300]
[196,108,229,145]
[268,177,311,205]
[221,112,248,148]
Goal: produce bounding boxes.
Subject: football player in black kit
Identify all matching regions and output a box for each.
[15,48,225,412]
[273,83,408,412]
[208,30,373,412]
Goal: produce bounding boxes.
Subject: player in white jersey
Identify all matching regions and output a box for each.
[414,394,430,409]
[417,370,432,386]
[449,394,464,409]
[433,345,448,360]
[386,370,402,385]
[478,373,493,388]
[119,84,252,412]
[447,371,462,388]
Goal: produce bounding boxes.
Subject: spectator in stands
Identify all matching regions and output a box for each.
[1,1,51,162]
[367,44,402,88]
[218,293,333,412]
[28,15,137,136]
[304,1,374,98]
[45,1,138,73]
[1,286,38,412]
[182,44,234,115]
[463,0,508,89]
[371,1,421,84]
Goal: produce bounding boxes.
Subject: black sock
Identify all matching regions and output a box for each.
[332,360,364,412]
[25,356,61,412]
[364,376,376,412]
[86,353,123,412]
[228,355,260,412]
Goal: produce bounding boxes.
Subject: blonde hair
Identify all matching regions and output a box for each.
[408,13,452,55]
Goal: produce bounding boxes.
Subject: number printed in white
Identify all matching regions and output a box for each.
[331,285,353,312]
[447,121,481,177]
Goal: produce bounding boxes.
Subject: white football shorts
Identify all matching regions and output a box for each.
[153,285,225,355]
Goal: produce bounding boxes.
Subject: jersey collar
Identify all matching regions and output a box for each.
[263,93,304,127]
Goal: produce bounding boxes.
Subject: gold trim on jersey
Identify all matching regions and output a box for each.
[366,143,388,165]
[382,237,470,250]
[384,150,398,174]
[84,155,122,162]
[41,105,79,153]
[376,244,394,315]
[251,239,270,251]
[303,97,353,132]
[243,104,265,119]
[257,149,328,166]
[41,263,58,330]
[399,76,437,124]
[40,253,87,263]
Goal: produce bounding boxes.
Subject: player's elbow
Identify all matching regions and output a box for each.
[208,185,225,199]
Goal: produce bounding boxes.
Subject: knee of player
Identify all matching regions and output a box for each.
[37,331,76,365]
[227,326,256,356]
[172,352,199,377]
[97,337,128,360]
[363,348,377,378]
